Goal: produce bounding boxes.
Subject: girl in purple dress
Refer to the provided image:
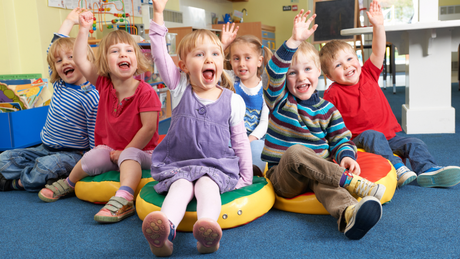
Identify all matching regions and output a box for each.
[142,0,252,256]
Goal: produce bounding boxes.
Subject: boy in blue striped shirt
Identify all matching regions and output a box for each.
[0,8,99,192]
[263,10,385,240]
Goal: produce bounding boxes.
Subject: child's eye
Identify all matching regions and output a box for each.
[246,56,251,60]
[196,53,203,57]
[233,57,239,61]
[213,52,219,56]
[56,59,62,63]
[288,71,296,76]
[335,64,341,68]
[347,57,352,61]
[305,67,311,72]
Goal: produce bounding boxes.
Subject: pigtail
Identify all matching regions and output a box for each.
[221,70,235,93]
[259,45,273,77]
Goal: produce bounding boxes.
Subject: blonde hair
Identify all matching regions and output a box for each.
[291,41,321,71]
[177,29,234,92]
[96,30,151,78]
[226,35,273,78]
[47,37,95,83]
[319,40,356,76]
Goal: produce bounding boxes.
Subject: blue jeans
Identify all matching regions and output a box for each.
[352,130,437,175]
[0,144,83,192]
[251,139,267,172]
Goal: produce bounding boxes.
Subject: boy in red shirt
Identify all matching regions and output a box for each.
[321,0,460,188]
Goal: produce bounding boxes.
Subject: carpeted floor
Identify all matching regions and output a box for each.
[1,84,460,258]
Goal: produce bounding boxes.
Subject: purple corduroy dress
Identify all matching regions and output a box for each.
[150,86,240,194]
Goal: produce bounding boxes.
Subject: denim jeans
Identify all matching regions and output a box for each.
[250,139,267,172]
[0,144,83,192]
[352,130,437,174]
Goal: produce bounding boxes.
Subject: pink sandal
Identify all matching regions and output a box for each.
[193,218,222,254]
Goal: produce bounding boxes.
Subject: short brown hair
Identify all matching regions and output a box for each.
[177,29,235,92]
[96,30,151,78]
[319,40,356,76]
[291,41,320,70]
[227,35,273,78]
[47,37,95,83]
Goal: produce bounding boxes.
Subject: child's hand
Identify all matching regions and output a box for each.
[367,0,384,27]
[79,11,94,29]
[340,157,361,175]
[110,150,122,164]
[153,0,168,15]
[221,22,239,50]
[287,9,318,48]
[66,7,86,25]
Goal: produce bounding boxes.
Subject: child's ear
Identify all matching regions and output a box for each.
[257,55,263,67]
[178,60,189,73]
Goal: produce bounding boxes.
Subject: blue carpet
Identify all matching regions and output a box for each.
[1,84,460,258]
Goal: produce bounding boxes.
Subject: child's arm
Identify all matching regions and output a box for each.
[231,96,253,189]
[221,22,239,51]
[58,7,84,36]
[150,0,181,90]
[367,0,386,69]
[74,11,98,85]
[264,10,317,109]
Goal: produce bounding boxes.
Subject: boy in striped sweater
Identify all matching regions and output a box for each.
[0,8,99,192]
[263,10,385,240]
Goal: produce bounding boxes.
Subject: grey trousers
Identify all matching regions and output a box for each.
[266,144,358,232]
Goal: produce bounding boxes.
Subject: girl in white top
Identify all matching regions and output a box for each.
[221,23,273,175]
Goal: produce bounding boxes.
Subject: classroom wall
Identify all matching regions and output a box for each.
[232,0,310,49]
[439,0,460,6]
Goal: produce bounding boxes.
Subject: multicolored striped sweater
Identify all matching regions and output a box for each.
[262,42,357,168]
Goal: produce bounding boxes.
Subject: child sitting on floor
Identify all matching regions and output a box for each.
[263,9,385,240]
[38,10,161,224]
[0,8,99,192]
[321,0,460,188]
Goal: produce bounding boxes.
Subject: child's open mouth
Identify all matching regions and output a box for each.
[345,69,355,77]
[202,69,215,82]
[63,67,74,76]
[118,62,131,69]
[296,83,311,93]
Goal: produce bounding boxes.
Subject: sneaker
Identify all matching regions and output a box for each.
[417,166,460,188]
[38,179,74,202]
[94,196,134,223]
[0,173,13,191]
[396,166,417,187]
[346,175,386,201]
[142,211,175,257]
[193,218,222,254]
[344,196,382,240]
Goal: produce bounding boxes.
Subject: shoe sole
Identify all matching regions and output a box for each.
[417,166,460,188]
[142,211,174,257]
[94,207,135,223]
[398,172,417,187]
[193,218,222,254]
[344,196,382,240]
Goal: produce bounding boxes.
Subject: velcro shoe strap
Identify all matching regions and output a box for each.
[103,196,128,213]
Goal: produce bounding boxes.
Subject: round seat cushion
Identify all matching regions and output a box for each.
[75,170,154,204]
[136,176,275,232]
[273,150,397,214]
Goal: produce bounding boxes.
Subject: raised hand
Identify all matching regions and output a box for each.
[66,7,86,25]
[291,10,318,43]
[153,0,168,15]
[367,0,384,27]
[79,11,94,30]
[221,22,239,50]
